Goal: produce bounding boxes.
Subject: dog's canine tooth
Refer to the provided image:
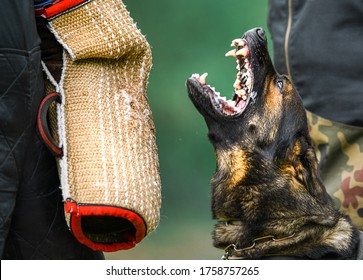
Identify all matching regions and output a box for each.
[236,47,249,57]
[200,72,208,85]
[225,49,236,57]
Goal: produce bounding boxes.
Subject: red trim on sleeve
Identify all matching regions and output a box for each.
[38,0,89,19]
[64,200,147,252]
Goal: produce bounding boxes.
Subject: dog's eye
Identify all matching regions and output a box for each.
[276,79,284,94]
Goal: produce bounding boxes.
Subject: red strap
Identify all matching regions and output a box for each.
[37,0,90,19]
[37,92,63,158]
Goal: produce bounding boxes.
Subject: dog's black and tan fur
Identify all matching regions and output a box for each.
[186,28,362,259]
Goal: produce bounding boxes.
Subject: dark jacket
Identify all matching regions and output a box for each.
[268,0,363,127]
[0,0,103,259]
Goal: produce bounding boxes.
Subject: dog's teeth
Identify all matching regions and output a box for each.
[236,89,247,97]
[231,38,246,47]
[236,47,249,57]
[230,39,238,46]
[246,76,252,87]
[199,72,208,85]
[238,40,246,47]
[225,50,236,57]
[236,89,248,101]
[227,100,236,107]
[234,79,241,89]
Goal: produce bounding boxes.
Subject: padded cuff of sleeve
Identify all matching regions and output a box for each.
[65,200,146,252]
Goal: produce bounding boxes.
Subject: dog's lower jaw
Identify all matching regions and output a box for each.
[213,215,359,259]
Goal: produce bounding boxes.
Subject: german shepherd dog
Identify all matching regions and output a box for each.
[186,28,363,259]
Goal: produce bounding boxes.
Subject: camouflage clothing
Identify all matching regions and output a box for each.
[307,111,363,230]
[357,231,363,259]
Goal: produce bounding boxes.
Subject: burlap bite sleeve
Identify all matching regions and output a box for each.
[37,0,161,252]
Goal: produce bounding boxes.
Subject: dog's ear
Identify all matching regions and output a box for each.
[292,137,329,203]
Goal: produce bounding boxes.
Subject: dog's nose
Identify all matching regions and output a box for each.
[256,28,266,41]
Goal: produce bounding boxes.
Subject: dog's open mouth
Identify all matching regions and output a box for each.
[189,38,255,117]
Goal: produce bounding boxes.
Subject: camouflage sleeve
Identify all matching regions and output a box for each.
[307,111,363,230]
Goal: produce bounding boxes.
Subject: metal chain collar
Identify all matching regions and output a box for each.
[221,233,296,260]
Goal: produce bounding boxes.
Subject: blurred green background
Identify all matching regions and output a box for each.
[107,0,272,260]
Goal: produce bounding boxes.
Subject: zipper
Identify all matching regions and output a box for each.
[284,0,293,78]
